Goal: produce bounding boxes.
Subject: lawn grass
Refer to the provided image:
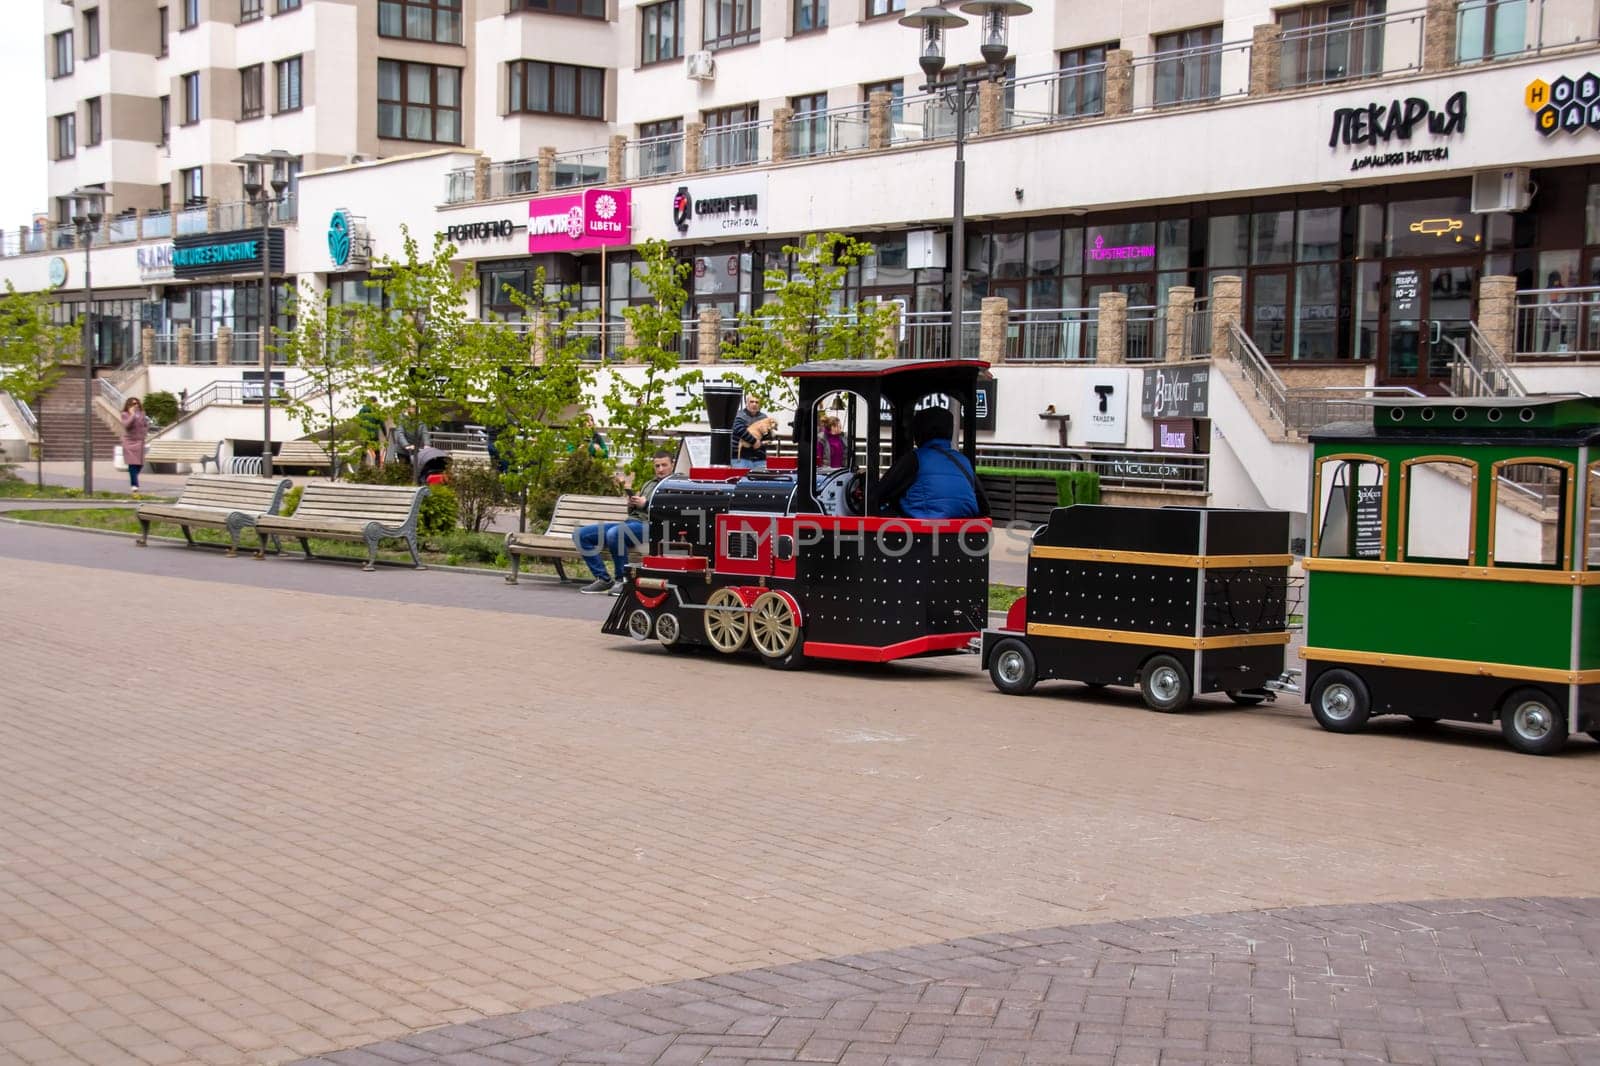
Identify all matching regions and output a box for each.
[988,584,1024,612]
[0,479,163,501]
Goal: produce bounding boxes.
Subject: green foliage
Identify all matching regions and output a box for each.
[344,460,414,486]
[276,289,376,477]
[529,449,622,527]
[142,391,178,426]
[280,485,303,517]
[975,467,1102,508]
[723,233,898,410]
[606,240,703,485]
[448,460,508,533]
[0,281,78,487]
[437,530,508,567]
[418,484,459,536]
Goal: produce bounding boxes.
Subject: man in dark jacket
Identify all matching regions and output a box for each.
[729,392,775,469]
[878,406,989,519]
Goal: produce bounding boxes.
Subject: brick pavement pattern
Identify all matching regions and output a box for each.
[3,538,1600,1066]
[298,897,1600,1066]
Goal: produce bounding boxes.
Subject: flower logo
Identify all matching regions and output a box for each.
[328,210,351,267]
[565,206,585,240]
[593,193,618,220]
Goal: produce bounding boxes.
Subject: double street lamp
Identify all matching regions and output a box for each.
[898,1,1030,359]
[233,150,295,479]
[69,185,107,494]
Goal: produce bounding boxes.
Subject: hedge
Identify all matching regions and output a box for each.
[975,466,1101,506]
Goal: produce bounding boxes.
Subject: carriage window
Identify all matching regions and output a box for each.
[1316,457,1386,559]
[1492,461,1569,568]
[812,390,861,470]
[1588,462,1600,569]
[1402,459,1474,563]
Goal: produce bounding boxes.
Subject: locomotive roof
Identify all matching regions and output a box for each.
[1311,394,1600,446]
[782,359,990,377]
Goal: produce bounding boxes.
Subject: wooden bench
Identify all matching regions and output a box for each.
[275,440,333,472]
[254,483,430,571]
[504,494,634,584]
[134,474,293,556]
[144,438,224,474]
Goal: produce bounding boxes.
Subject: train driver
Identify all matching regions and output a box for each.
[878,406,990,520]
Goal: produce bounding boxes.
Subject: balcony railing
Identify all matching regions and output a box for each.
[703,119,772,171]
[1132,36,1253,109]
[788,104,870,159]
[551,145,609,190]
[1005,307,1099,362]
[1279,8,1425,90]
[1514,284,1600,360]
[488,158,539,200]
[625,134,685,180]
[445,167,476,205]
[1006,62,1108,130]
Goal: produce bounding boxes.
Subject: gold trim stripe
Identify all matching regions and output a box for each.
[1026,623,1291,651]
[1030,546,1294,569]
[1303,556,1600,586]
[1300,646,1600,685]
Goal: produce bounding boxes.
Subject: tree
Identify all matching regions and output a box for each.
[274,288,375,478]
[603,239,703,485]
[0,282,78,486]
[724,233,898,410]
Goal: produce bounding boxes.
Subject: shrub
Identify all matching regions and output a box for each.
[142,391,179,426]
[437,530,507,567]
[419,483,458,536]
[345,460,414,486]
[529,450,622,526]
[449,461,508,533]
[1057,471,1100,506]
[280,485,303,516]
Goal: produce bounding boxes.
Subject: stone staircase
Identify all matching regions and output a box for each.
[37,370,120,461]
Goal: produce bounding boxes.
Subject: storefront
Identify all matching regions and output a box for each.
[165,228,293,365]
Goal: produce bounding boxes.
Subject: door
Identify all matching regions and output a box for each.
[1380,260,1478,392]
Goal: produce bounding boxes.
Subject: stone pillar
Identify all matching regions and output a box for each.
[134,208,148,239]
[1423,0,1459,72]
[770,107,792,163]
[878,299,901,358]
[177,325,193,365]
[141,326,154,363]
[473,156,490,200]
[216,325,233,365]
[537,147,556,191]
[978,81,1004,135]
[1250,24,1283,95]
[205,199,219,233]
[1478,275,1516,360]
[623,317,639,357]
[697,308,721,365]
[868,92,893,150]
[1165,286,1195,362]
[979,296,1009,364]
[607,134,627,184]
[1095,291,1128,365]
[530,312,548,366]
[1104,49,1134,116]
[1210,275,1243,357]
[684,122,705,174]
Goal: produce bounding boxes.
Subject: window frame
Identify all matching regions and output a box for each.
[636,117,684,176]
[640,0,682,66]
[1489,457,1575,570]
[275,55,303,113]
[180,166,204,205]
[182,71,201,125]
[180,0,199,30]
[55,113,76,160]
[862,78,905,124]
[159,95,171,145]
[83,8,101,59]
[1398,455,1479,564]
[789,91,829,158]
[85,97,102,147]
[157,8,169,55]
[1277,0,1387,89]
[1152,23,1224,106]
[52,31,74,78]
[377,59,464,145]
[509,0,608,20]
[508,60,606,120]
[1057,43,1113,118]
[863,0,903,20]
[792,0,826,35]
[241,0,264,22]
[1311,453,1390,560]
[378,0,465,44]
[277,0,303,11]
[702,101,759,167]
[703,0,760,50]
[241,63,265,120]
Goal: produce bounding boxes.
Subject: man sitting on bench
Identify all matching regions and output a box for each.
[574,450,674,595]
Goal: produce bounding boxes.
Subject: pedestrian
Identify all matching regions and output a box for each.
[119,396,150,498]
[177,388,188,415]
[816,415,846,468]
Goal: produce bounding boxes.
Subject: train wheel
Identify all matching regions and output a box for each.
[704,589,749,654]
[1227,690,1267,706]
[988,638,1037,696]
[1309,669,1370,733]
[750,592,804,668]
[1500,689,1568,756]
[1139,655,1192,713]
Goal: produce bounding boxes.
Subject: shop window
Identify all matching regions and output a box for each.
[1153,25,1222,106]
[1401,458,1476,563]
[1252,210,1295,265]
[1315,455,1387,559]
[1250,272,1288,355]
[992,231,1025,279]
[793,0,825,32]
[1294,264,1342,359]
[1207,215,1247,268]
[1386,197,1481,256]
[1457,0,1525,63]
[1296,206,1342,261]
[703,0,759,50]
[379,0,464,43]
[641,0,681,64]
[1492,460,1570,568]
[1157,219,1189,270]
[1027,228,1061,276]
[1278,0,1386,89]
[1057,44,1112,118]
[1085,220,1156,275]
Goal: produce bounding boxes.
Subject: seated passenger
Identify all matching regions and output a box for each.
[572,450,674,595]
[878,407,990,519]
[815,415,846,468]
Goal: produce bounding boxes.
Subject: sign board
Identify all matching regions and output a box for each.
[1153,417,1205,453]
[137,242,174,281]
[1391,268,1421,316]
[1354,484,1383,558]
[974,375,997,432]
[1141,364,1210,419]
[1079,370,1129,445]
[670,173,768,240]
[172,228,285,279]
[240,370,287,404]
[527,188,633,254]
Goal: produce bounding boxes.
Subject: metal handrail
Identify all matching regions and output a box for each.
[976,443,1210,493]
[1284,385,1425,433]
[15,398,37,436]
[1227,321,1290,429]
[1450,323,1526,397]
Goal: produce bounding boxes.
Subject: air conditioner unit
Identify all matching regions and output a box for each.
[1471,167,1533,213]
[686,51,715,80]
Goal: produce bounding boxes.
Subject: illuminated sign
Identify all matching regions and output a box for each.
[171,228,284,278]
[1526,73,1600,136]
[1087,235,1154,262]
[526,188,632,253]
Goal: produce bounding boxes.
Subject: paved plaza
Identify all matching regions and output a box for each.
[1,517,1598,1065]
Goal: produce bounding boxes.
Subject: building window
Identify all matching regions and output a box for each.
[378,59,462,143]
[1153,24,1222,105]
[703,102,757,167]
[275,55,303,112]
[1057,43,1111,118]
[793,0,825,33]
[182,71,200,124]
[510,0,606,18]
[85,97,102,146]
[637,117,682,175]
[52,31,73,77]
[55,113,76,159]
[703,0,758,49]
[160,183,171,212]
[1458,0,1526,62]
[83,9,100,59]
[864,0,903,19]
[159,95,170,144]
[278,0,302,10]
[508,61,604,119]
[863,78,904,124]
[241,0,263,21]
[181,0,199,29]
[158,8,169,55]
[640,0,681,65]
[241,64,264,119]
[181,166,203,205]
[379,0,464,43]
[789,91,828,157]
[1278,1,1385,88]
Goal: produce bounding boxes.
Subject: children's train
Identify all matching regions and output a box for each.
[601,359,1600,756]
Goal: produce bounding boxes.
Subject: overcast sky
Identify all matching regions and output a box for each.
[0,5,47,224]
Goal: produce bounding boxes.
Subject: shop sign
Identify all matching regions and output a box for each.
[172,228,284,279]
[1079,370,1129,446]
[1329,90,1466,172]
[1391,268,1421,315]
[975,375,997,432]
[444,218,520,243]
[670,174,767,239]
[526,188,632,253]
[1354,485,1383,558]
[137,242,174,281]
[48,257,67,287]
[1526,74,1600,136]
[1087,234,1154,263]
[1152,418,1204,454]
[1140,364,1210,419]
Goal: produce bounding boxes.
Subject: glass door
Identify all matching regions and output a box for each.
[1380,260,1478,391]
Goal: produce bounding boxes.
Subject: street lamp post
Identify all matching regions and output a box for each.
[234,151,294,478]
[898,1,1030,359]
[69,186,106,494]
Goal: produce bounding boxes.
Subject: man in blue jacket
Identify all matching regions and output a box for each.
[878,406,989,519]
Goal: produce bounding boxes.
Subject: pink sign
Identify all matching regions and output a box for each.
[527,188,632,253]
[1088,234,1155,262]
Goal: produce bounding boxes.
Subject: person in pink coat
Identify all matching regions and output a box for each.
[119,397,149,497]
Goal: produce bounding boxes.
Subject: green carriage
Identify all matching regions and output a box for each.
[1304,395,1600,755]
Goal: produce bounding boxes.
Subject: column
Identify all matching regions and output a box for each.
[474,156,490,201]
[1250,25,1283,96]
[134,208,148,240]
[979,296,1009,364]
[1096,292,1128,365]
[1423,0,1460,73]
[1477,275,1516,360]
[684,123,705,174]
[141,325,154,363]
[771,107,792,164]
[878,298,902,358]
[1165,286,1195,362]
[1210,275,1243,357]
[537,147,556,192]
[177,325,193,366]
[978,81,1004,135]
[868,91,893,151]
[697,308,721,365]
[607,134,627,184]
[1104,50,1134,117]
[216,325,233,365]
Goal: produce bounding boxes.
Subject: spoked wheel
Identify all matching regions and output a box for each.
[988,638,1037,696]
[1500,688,1568,756]
[1309,669,1370,734]
[750,592,805,669]
[1139,654,1192,713]
[703,588,749,654]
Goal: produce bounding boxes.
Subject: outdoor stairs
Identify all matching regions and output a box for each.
[1210,354,1300,444]
[37,370,119,461]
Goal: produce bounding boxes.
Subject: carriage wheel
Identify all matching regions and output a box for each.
[703,589,749,654]
[1139,655,1192,713]
[1309,669,1370,734]
[1500,689,1568,756]
[750,592,804,668]
[988,638,1037,696]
